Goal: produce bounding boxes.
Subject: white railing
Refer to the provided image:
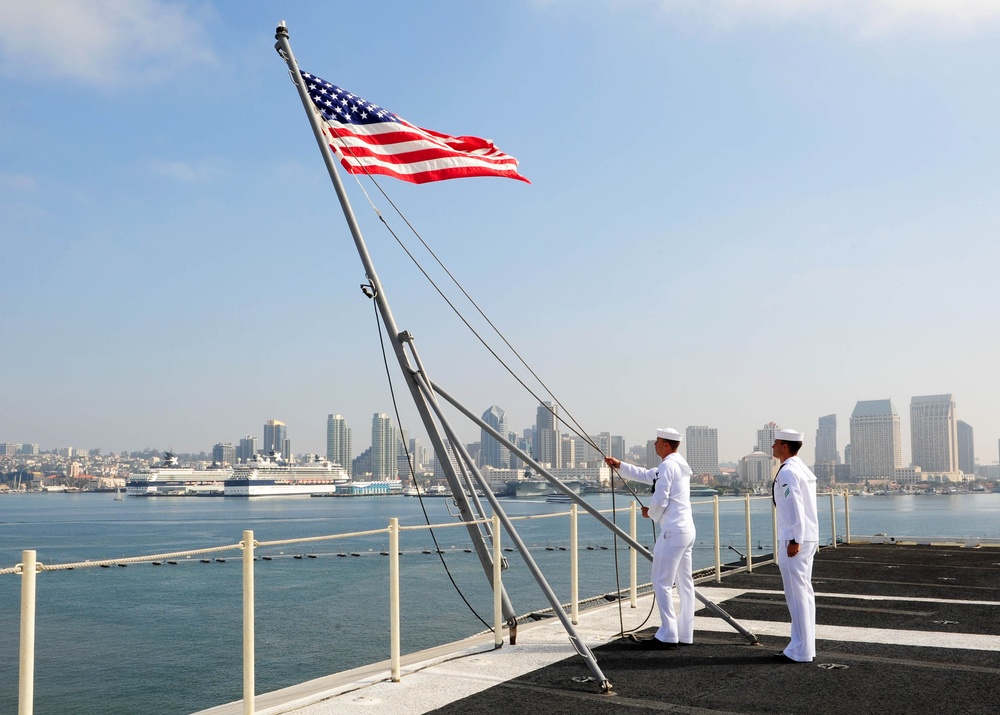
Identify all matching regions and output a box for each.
[4,493,850,715]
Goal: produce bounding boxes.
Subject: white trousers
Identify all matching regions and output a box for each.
[777,540,817,662]
[651,529,696,644]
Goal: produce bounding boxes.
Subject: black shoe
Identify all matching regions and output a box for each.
[639,638,678,650]
[772,652,806,663]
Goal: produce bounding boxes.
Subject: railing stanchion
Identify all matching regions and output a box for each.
[745,494,753,573]
[493,514,503,646]
[570,504,579,624]
[629,501,637,608]
[829,492,837,548]
[18,550,36,715]
[242,531,255,715]
[844,492,851,545]
[713,496,721,583]
[389,518,401,682]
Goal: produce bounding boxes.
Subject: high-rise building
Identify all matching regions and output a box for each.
[910,394,958,473]
[956,420,975,475]
[645,439,659,469]
[237,435,257,463]
[849,399,901,479]
[560,435,576,468]
[685,426,720,476]
[814,414,839,480]
[326,414,352,475]
[371,413,397,479]
[480,405,510,469]
[738,451,779,486]
[263,420,287,457]
[755,422,779,453]
[535,401,561,468]
[610,435,625,461]
[432,439,461,480]
[212,442,235,466]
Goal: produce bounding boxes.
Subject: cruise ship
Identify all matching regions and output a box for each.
[223,453,349,497]
[125,453,233,496]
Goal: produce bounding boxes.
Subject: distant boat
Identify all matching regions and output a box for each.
[545,493,574,503]
[113,486,124,501]
[690,486,720,497]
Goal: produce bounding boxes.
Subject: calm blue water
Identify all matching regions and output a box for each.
[1,492,997,714]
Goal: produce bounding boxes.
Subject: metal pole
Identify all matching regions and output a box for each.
[745,494,753,573]
[713,495,722,583]
[493,514,503,648]
[570,503,579,625]
[242,531,255,715]
[18,550,36,715]
[390,518,401,682]
[629,502,637,608]
[274,22,516,622]
[411,375,613,691]
[829,492,837,548]
[844,492,852,544]
[430,378,759,644]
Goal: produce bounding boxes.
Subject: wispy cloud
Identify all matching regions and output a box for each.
[0,172,37,190]
[147,159,223,183]
[0,0,215,87]
[606,0,1000,39]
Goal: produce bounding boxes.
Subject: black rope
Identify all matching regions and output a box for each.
[368,293,492,631]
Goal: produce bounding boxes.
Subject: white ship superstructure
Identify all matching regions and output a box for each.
[126,453,233,496]
[224,453,350,496]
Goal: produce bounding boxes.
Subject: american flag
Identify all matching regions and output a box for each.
[301,71,529,185]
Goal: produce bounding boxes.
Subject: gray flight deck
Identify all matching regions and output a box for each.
[198,542,1000,715]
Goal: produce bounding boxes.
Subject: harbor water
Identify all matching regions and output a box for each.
[2,491,998,714]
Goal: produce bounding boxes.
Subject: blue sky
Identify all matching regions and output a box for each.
[2,1,998,466]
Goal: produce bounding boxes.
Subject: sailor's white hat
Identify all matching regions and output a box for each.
[656,428,683,442]
[775,428,804,442]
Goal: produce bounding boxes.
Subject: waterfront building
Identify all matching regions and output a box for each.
[397,429,413,479]
[237,435,257,463]
[957,420,975,476]
[645,440,658,469]
[814,414,839,480]
[326,414,352,476]
[432,439,461,480]
[352,447,372,477]
[755,422,779,453]
[738,451,779,487]
[263,420,287,458]
[212,442,235,466]
[561,435,576,468]
[535,401,561,468]
[910,394,958,474]
[480,405,510,469]
[850,399,902,480]
[610,435,624,460]
[685,426,721,476]
[371,413,397,479]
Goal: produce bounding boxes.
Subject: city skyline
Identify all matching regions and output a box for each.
[3,3,999,469]
[6,391,996,472]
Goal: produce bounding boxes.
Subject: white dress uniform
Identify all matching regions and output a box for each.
[773,448,819,662]
[617,446,696,644]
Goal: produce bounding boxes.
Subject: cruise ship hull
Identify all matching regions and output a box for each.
[223,479,342,497]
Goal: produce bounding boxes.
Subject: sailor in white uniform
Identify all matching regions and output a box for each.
[606,427,696,649]
[771,428,819,663]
